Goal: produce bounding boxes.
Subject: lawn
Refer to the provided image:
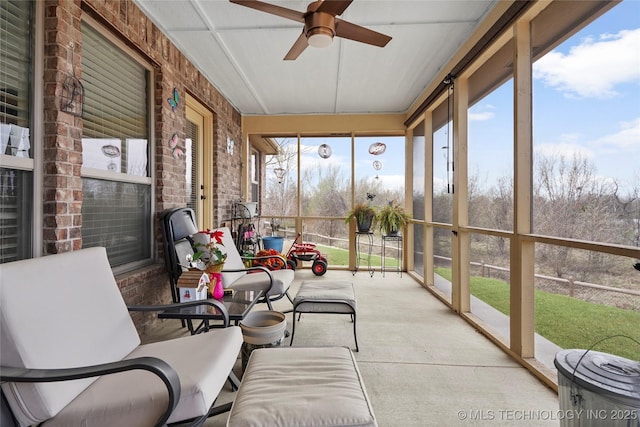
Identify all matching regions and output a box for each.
[435,268,640,361]
[312,244,399,268]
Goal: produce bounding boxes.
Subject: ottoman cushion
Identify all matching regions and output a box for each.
[294,281,356,313]
[227,347,377,427]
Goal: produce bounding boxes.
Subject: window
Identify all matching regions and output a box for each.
[251,149,259,202]
[80,22,152,268]
[0,0,34,263]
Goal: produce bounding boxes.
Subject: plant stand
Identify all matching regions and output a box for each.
[382,234,402,277]
[353,231,374,277]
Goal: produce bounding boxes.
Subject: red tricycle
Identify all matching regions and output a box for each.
[286,233,328,276]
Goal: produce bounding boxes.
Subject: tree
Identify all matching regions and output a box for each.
[534,152,620,279]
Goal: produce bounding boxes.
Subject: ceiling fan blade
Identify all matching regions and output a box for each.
[335,18,391,47]
[316,0,353,16]
[229,0,305,23]
[284,32,309,60]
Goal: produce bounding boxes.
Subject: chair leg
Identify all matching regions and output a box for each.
[352,311,359,352]
[289,309,297,346]
[285,290,294,304]
[228,372,241,391]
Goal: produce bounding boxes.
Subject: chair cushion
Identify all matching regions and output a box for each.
[42,326,243,427]
[217,227,247,285]
[214,227,293,296]
[227,347,377,427]
[0,248,141,426]
[231,269,293,296]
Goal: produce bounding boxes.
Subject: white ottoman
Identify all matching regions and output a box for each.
[227,347,377,427]
[290,280,358,351]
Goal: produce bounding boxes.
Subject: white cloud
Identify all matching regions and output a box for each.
[469,103,496,121]
[593,117,640,151]
[533,28,640,98]
[534,141,594,159]
[469,111,495,121]
[375,174,405,191]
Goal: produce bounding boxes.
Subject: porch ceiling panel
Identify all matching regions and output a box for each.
[134,0,497,116]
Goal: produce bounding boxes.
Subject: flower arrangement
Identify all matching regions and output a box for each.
[192,229,227,271]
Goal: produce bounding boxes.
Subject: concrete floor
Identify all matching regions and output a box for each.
[144,269,560,426]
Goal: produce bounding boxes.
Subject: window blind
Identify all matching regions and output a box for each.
[81,22,151,267]
[0,1,32,264]
[186,120,198,214]
[0,0,31,129]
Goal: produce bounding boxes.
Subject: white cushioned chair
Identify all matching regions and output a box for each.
[0,247,243,427]
[161,208,294,311]
[214,227,294,309]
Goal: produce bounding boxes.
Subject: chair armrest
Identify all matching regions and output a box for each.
[128,299,230,327]
[1,357,180,427]
[222,265,274,296]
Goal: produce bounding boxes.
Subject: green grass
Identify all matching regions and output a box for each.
[311,244,400,268]
[435,268,640,361]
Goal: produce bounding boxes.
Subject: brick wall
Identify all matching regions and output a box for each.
[42,0,242,334]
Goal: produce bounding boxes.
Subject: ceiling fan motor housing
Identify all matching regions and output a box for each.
[305,11,336,42]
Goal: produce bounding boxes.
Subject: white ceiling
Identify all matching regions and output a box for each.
[133,0,497,115]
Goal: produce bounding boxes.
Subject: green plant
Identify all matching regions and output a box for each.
[375,201,410,235]
[345,202,377,231]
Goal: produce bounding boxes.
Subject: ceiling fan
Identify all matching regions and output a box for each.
[229,0,392,60]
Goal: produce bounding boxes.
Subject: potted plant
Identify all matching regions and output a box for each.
[345,202,377,232]
[375,201,411,236]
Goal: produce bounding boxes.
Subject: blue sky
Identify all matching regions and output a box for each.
[468,0,640,196]
[288,1,639,198]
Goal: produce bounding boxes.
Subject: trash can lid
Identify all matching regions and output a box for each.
[554,349,640,402]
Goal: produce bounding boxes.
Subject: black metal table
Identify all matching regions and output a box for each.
[159,289,263,333]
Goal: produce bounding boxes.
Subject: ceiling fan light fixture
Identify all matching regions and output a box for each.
[307,28,333,48]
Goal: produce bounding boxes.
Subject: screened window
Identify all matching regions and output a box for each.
[81,22,152,267]
[0,0,33,263]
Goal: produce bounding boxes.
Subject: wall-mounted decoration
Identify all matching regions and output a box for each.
[60,43,84,117]
[368,142,386,155]
[167,87,179,111]
[169,133,185,159]
[318,143,332,159]
[227,136,235,155]
[61,75,84,117]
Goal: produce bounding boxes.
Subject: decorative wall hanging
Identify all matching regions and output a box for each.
[274,167,286,184]
[61,75,84,117]
[60,44,84,117]
[318,143,332,159]
[368,142,386,155]
[167,88,179,111]
[101,144,121,171]
[169,133,185,159]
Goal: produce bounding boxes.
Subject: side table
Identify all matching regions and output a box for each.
[382,234,402,277]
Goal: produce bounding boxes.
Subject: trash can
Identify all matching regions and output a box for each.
[240,311,287,374]
[262,236,284,252]
[554,349,640,426]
